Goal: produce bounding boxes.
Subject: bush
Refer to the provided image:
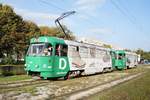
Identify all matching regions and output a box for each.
[15,61,25,65]
[1,55,15,64]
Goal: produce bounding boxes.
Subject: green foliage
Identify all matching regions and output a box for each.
[1,55,15,64]
[39,25,76,40]
[0,75,31,82]
[0,4,24,58]
[103,44,112,48]
[0,4,76,64]
[0,4,40,63]
[23,21,41,43]
[136,49,150,60]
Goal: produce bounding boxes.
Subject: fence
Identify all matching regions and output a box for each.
[0,65,26,76]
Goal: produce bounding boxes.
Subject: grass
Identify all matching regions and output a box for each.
[0,75,32,83]
[88,68,150,100]
[0,64,24,67]
[119,66,148,74]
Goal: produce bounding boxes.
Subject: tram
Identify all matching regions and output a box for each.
[25,36,138,79]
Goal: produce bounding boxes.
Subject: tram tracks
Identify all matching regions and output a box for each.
[0,79,50,92]
[0,67,148,99]
[0,66,143,90]
[52,72,144,100]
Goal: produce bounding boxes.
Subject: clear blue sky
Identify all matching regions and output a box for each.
[1,0,150,51]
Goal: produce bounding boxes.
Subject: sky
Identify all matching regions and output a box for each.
[1,0,150,51]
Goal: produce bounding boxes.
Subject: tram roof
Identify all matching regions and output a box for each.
[113,50,125,54]
[30,36,65,44]
[30,36,111,51]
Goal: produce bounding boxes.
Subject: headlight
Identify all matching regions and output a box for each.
[35,65,38,68]
[48,66,52,68]
[43,64,47,68]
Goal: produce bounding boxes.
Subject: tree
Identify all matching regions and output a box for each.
[135,49,150,60]
[23,21,40,44]
[0,4,76,64]
[136,49,144,56]
[0,4,24,57]
[103,44,112,48]
[39,25,76,40]
[0,4,40,63]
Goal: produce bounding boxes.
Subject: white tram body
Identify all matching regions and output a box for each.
[126,52,138,68]
[65,40,112,75]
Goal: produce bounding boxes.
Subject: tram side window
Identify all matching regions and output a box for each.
[111,52,115,58]
[79,46,88,58]
[90,48,95,58]
[68,46,80,58]
[118,54,122,59]
[55,44,68,56]
[44,44,53,56]
[118,53,125,60]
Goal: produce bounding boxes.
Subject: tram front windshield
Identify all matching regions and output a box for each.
[27,43,52,56]
[117,53,125,60]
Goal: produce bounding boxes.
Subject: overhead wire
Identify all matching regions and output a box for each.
[110,0,143,31]
[37,0,105,26]
[116,0,143,31]
[37,0,66,12]
[37,0,116,35]
[117,0,137,23]
[110,0,135,24]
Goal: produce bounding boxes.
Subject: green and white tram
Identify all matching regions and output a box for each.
[111,50,138,70]
[111,50,126,70]
[25,36,139,79]
[25,36,112,79]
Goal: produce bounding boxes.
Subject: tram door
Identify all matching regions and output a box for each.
[53,44,69,77]
[110,51,116,69]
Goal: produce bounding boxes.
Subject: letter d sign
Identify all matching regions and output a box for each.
[59,58,67,70]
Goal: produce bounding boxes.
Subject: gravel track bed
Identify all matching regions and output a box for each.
[0,80,50,89]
